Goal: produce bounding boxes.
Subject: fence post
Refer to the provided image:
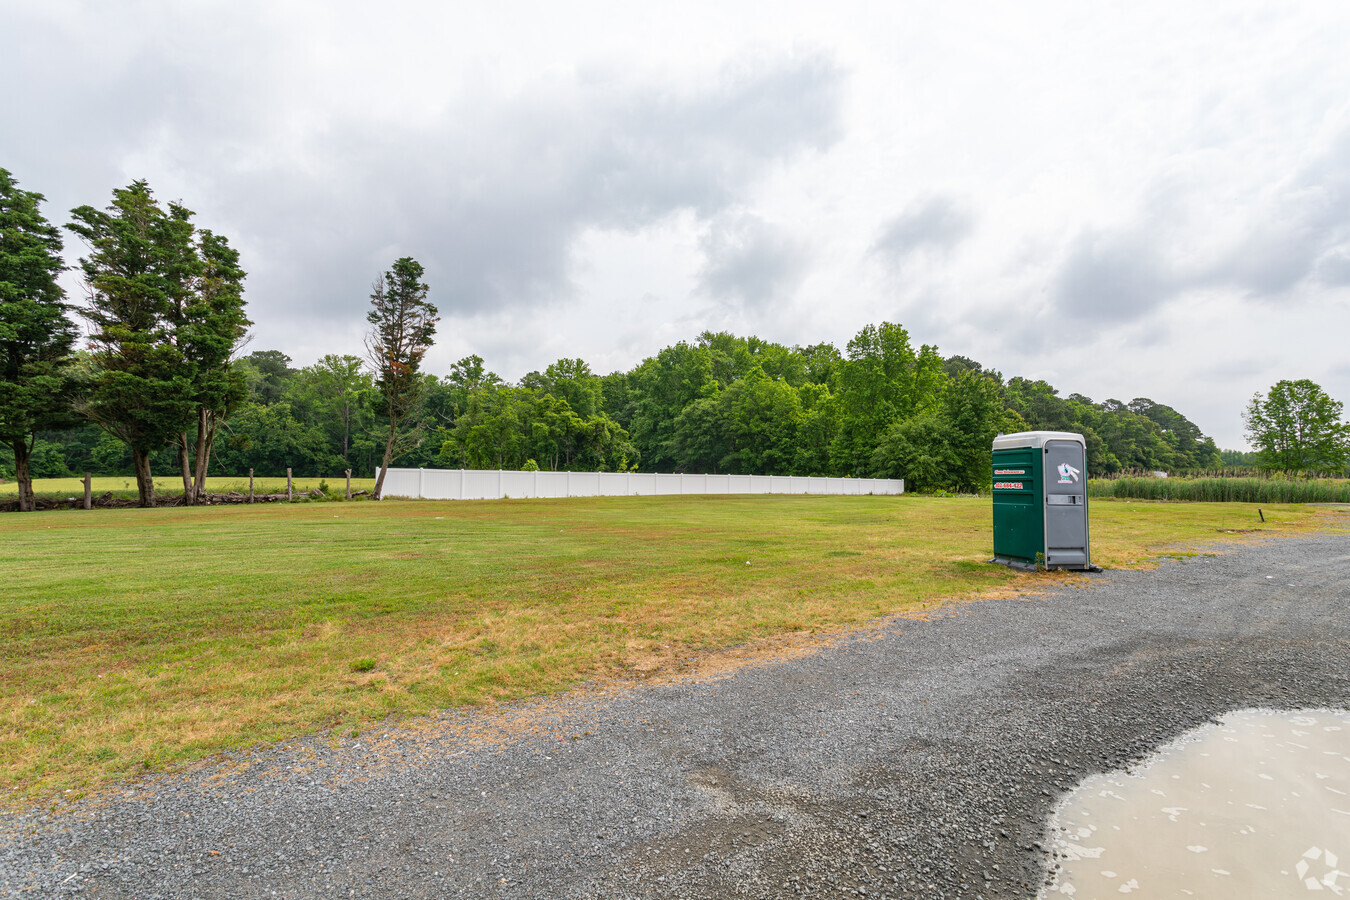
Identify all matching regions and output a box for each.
[345,469,352,500]
[566,470,571,497]
[419,467,425,499]
[287,468,293,501]
[83,473,91,510]
[248,469,254,503]
[534,469,539,498]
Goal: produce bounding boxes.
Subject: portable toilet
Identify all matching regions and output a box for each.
[991,431,1092,570]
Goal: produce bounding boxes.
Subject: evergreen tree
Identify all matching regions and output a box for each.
[366,257,438,499]
[173,229,250,503]
[68,182,197,506]
[68,181,248,506]
[0,168,78,511]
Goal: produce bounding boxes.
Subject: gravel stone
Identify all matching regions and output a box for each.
[2,526,1348,898]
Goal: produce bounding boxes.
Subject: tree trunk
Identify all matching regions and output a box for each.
[373,421,397,500]
[178,434,194,504]
[132,448,155,507]
[342,404,351,464]
[12,440,34,513]
[192,408,212,502]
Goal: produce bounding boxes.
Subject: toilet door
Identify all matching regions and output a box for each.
[1043,440,1087,566]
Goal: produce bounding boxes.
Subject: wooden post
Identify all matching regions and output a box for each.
[248,469,254,504]
[287,468,293,501]
[345,469,352,500]
[83,473,92,510]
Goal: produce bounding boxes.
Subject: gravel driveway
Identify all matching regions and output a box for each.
[4,525,1349,899]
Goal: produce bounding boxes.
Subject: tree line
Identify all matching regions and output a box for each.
[1,169,435,509]
[8,167,1341,512]
[7,327,1233,498]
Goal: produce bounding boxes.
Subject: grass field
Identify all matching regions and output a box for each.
[0,475,377,499]
[1089,475,1350,503]
[0,494,1339,804]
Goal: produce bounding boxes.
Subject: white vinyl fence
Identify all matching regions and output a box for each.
[376,467,904,501]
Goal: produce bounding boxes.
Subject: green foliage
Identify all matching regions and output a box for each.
[66,179,250,505]
[1093,476,1350,503]
[940,371,1008,491]
[830,322,944,476]
[438,382,637,472]
[213,401,334,477]
[288,354,375,469]
[1243,380,1349,473]
[25,439,74,478]
[10,309,1233,487]
[1220,449,1261,466]
[627,341,717,470]
[871,416,960,491]
[367,257,438,496]
[1003,379,1220,474]
[238,350,296,405]
[719,367,803,474]
[0,167,79,509]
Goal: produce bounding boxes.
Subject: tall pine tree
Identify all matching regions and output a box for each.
[365,257,437,499]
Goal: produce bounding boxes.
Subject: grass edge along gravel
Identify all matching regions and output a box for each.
[0,495,1340,807]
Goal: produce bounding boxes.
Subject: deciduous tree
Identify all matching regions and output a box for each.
[1244,380,1349,473]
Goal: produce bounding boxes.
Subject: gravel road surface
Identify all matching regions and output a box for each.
[4,526,1348,899]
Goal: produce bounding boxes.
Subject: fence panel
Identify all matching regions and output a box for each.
[629,473,658,496]
[500,470,534,498]
[596,473,629,496]
[535,471,567,498]
[376,467,902,500]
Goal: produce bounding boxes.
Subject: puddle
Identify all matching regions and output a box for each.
[1041,708,1350,897]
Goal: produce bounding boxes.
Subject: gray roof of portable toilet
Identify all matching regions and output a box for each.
[992,430,1086,451]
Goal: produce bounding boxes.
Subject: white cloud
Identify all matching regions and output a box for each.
[4,0,1350,451]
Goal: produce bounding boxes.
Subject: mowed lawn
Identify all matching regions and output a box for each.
[0,494,1333,802]
[0,475,377,499]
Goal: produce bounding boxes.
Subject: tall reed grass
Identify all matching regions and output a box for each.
[1089,476,1350,503]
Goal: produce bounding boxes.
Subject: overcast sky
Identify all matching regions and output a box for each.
[5,1,1349,449]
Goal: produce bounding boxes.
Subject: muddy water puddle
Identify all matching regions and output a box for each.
[1042,708,1350,897]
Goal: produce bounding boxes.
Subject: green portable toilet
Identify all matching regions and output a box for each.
[991,431,1092,570]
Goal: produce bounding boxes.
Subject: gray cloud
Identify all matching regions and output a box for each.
[232,52,844,328]
[697,211,811,307]
[1051,229,1170,323]
[2,11,844,339]
[869,195,974,270]
[1315,250,1350,285]
[1051,124,1350,325]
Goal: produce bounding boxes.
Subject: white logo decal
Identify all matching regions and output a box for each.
[1057,463,1081,484]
